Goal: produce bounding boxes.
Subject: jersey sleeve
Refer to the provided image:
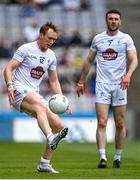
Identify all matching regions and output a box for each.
[13,45,27,62]
[126,35,136,51]
[48,51,57,70]
[90,37,97,52]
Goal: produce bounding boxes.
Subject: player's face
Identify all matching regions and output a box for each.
[39,28,58,51]
[106,13,121,32]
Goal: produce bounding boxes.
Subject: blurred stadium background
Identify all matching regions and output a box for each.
[0,0,140,143]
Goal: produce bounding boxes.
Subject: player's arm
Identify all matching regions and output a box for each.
[76,50,97,97]
[48,69,62,94]
[3,58,21,104]
[120,49,138,90]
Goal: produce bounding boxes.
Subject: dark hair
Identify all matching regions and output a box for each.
[106,9,121,19]
[40,22,59,35]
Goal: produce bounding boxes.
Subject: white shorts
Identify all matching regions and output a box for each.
[95,82,127,106]
[12,87,48,112]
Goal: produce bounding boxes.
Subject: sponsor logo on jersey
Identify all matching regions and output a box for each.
[30,66,45,79]
[102,48,118,60]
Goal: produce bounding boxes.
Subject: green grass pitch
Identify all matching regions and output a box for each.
[0,140,140,179]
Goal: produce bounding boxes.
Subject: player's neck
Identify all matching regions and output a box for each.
[107,29,119,36]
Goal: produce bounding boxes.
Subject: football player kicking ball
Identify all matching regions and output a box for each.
[3,22,72,173]
[76,9,138,168]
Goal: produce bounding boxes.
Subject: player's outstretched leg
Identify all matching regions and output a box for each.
[48,127,68,150]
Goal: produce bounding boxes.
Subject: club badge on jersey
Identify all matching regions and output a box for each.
[40,56,45,64]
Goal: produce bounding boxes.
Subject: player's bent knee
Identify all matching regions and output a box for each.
[98,120,107,128]
[115,116,125,129]
[116,121,125,129]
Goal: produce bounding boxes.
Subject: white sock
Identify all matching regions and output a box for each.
[47,132,54,142]
[114,149,123,161]
[40,157,50,164]
[98,149,107,161]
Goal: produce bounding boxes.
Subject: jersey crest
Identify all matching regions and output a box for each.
[40,56,45,64]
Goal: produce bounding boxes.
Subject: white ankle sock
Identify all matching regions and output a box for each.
[99,149,107,161]
[114,149,122,161]
[47,132,54,142]
[41,157,50,164]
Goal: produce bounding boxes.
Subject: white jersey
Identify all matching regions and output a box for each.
[90,31,136,84]
[13,41,57,92]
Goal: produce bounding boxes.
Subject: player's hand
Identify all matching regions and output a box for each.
[120,75,131,90]
[7,86,14,105]
[66,105,72,114]
[76,83,85,97]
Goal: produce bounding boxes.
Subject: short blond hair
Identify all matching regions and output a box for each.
[39,22,59,35]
